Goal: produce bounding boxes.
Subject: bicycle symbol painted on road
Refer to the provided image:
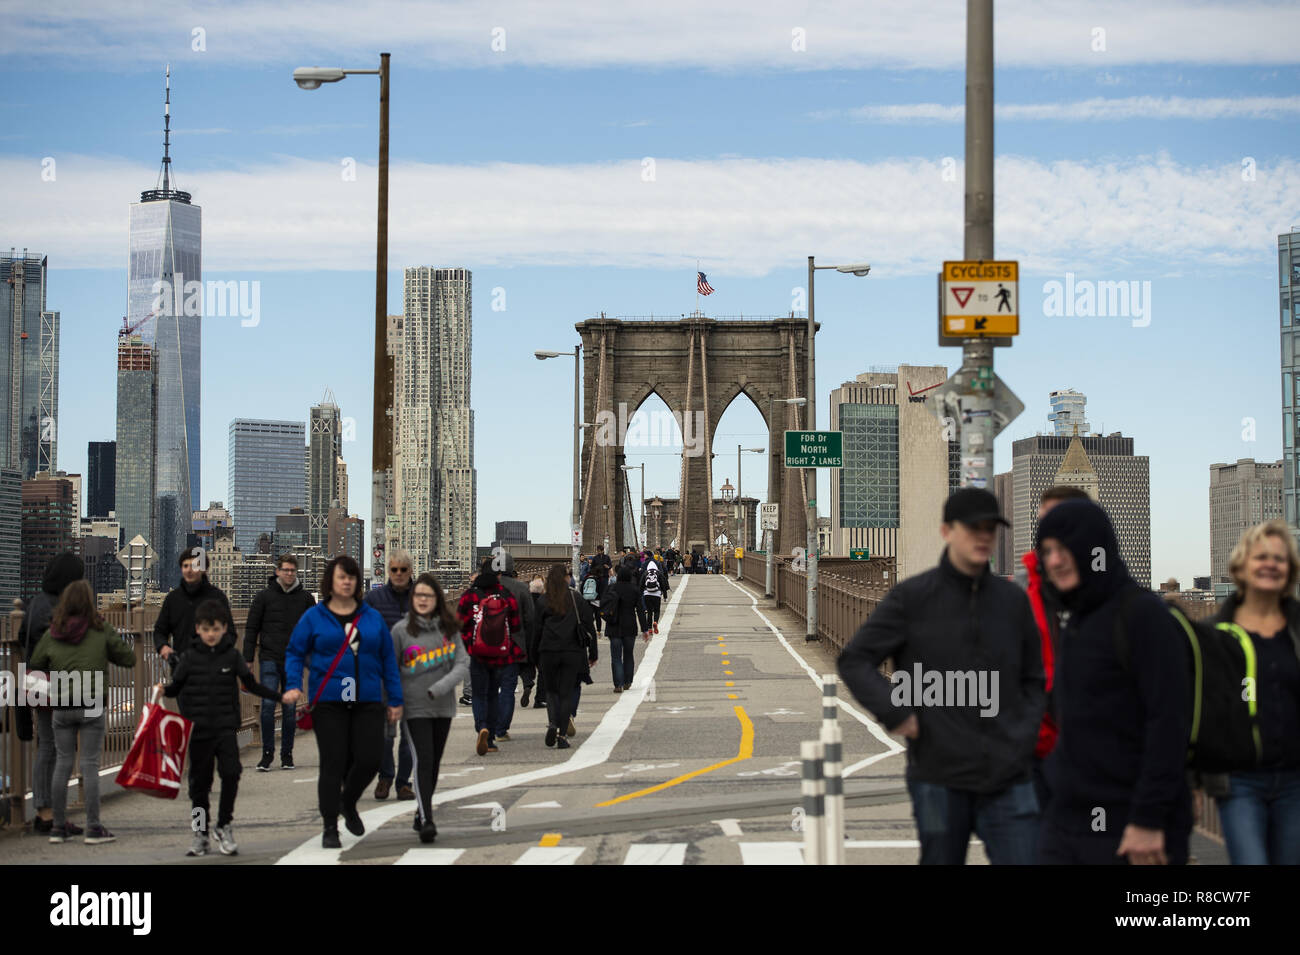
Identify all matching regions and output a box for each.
[655,705,696,715]
[762,708,804,717]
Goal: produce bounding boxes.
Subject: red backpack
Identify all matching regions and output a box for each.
[470,591,513,661]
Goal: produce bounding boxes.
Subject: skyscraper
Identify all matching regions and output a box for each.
[124,66,202,587]
[1011,432,1152,587]
[1209,459,1283,589]
[228,419,307,553]
[398,267,476,585]
[1047,388,1089,437]
[0,468,20,607]
[21,474,76,600]
[1280,229,1300,541]
[115,333,156,571]
[1,251,59,479]
[87,440,116,519]
[308,395,343,552]
[828,366,957,581]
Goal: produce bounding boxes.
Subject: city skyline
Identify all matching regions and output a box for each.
[5,4,1298,585]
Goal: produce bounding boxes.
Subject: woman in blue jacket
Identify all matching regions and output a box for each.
[284,555,403,849]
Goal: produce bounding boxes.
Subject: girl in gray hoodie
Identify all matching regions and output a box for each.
[392,572,470,843]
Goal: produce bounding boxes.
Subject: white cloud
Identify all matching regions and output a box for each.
[832,95,1300,122]
[6,152,1293,277]
[5,1,1300,69]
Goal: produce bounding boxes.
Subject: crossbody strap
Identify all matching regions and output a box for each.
[310,612,360,707]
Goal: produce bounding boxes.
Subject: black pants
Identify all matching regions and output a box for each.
[189,733,241,833]
[1037,810,1190,865]
[313,701,386,828]
[540,651,584,731]
[403,717,452,827]
[643,595,662,627]
[519,661,537,690]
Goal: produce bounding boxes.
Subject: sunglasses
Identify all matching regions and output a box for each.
[390,566,410,573]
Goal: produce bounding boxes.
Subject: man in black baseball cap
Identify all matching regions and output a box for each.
[838,487,1044,864]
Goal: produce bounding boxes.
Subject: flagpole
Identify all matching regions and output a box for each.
[695,260,700,314]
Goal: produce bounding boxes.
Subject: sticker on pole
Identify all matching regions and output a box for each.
[941,261,1018,337]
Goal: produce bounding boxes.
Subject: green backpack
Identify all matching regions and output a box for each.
[1113,589,1263,773]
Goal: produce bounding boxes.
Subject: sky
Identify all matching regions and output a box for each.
[3,0,1298,585]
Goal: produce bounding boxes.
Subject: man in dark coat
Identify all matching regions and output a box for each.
[363,549,414,799]
[838,488,1045,865]
[244,553,317,770]
[154,548,237,665]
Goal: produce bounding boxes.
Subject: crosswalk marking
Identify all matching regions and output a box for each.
[394,848,465,865]
[738,842,804,865]
[514,846,585,865]
[623,843,688,865]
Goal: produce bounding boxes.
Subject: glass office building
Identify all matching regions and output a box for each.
[1047,388,1089,437]
[229,419,307,554]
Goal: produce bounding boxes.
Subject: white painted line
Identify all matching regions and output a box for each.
[712,817,743,836]
[722,575,904,776]
[394,848,466,865]
[293,775,318,784]
[518,800,563,809]
[624,843,688,865]
[738,842,804,865]
[275,578,690,865]
[514,846,585,865]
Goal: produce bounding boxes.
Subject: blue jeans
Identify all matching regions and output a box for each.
[259,660,296,759]
[907,778,1039,864]
[1216,769,1300,865]
[470,660,508,742]
[496,663,520,734]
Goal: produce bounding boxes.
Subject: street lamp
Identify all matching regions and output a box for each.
[621,463,645,550]
[805,257,871,641]
[735,445,764,579]
[536,346,582,579]
[293,55,390,585]
[767,396,806,597]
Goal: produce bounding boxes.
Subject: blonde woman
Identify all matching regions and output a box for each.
[1209,520,1300,865]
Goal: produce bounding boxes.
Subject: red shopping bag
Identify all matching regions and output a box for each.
[115,687,193,799]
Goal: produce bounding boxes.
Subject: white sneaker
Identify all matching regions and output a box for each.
[186,832,209,857]
[213,825,238,856]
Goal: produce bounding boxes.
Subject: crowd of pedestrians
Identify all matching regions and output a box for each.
[839,485,1300,866]
[16,496,1296,865]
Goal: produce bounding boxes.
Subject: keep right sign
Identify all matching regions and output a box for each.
[942,260,1019,337]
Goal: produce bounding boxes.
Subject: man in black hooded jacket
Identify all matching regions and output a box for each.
[1035,498,1193,865]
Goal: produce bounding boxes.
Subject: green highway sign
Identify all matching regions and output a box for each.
[784,430,843,468]
[849,548,870,560]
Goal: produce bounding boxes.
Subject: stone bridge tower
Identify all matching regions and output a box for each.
[576,314,814,557]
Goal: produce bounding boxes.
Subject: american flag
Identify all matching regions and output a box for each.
[697,271,715,296]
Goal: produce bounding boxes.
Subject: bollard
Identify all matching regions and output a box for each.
[800,739,825,866]
[821,722,844,865]
[820,674,844,864]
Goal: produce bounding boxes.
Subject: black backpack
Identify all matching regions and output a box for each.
[1112,588,1263,773]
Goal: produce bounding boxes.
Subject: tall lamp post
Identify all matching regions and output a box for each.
[621,463,645,549]
[767,395,806,598]
[293,55,390,585]
[805,258,870,641]
[720,479,736,569]
[736,445,764,579]
[536,346,582,580]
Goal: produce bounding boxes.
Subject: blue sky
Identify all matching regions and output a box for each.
[4,1,1299,584]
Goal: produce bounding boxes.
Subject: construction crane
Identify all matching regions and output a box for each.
[119,312,154,337]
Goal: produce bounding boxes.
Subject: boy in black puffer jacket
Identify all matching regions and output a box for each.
[164,600,283,858]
